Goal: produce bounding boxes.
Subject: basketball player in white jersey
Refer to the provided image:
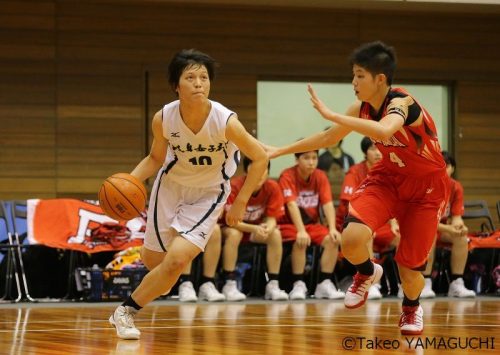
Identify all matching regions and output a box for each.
[109,49,268,340]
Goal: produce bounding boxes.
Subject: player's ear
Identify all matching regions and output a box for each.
[376,73,387,86]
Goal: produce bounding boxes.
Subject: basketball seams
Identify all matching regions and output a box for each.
[110,175,147,200]
[106,178,143,217]
[99,183,122,220]
[98,173,147,221]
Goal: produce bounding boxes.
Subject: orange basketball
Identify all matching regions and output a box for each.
[98,173,147,221]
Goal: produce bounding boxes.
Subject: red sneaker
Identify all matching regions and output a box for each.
[344,263,383,309]
[399,305,424,335]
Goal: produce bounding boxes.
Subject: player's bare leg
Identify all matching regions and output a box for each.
[440,233,475,297]
[420,242,436,298]
[251,228,288,300]
[398,265,424,335]
[198,225,226,302]
[342,222,383,308]
[289,241,308,300]
[110,231,200,339]
[221,227,246,301]
[133,235,201,305]
[314,236,344,299]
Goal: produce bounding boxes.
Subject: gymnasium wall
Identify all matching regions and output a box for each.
[0,0,499,217]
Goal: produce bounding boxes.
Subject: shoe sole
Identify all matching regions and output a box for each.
[448,294,475,298]
[345,265,383,309]
[265,295,289,301]
[225,296,246,301]
[201,297,226,302]
[179,298,198,302]
[400,328,424,335]
[109,315,140,340]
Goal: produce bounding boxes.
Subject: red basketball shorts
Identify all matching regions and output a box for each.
[349,168,449,270]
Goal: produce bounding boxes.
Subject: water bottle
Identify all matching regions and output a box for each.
[90,264,103,302]
[234,262,251,292]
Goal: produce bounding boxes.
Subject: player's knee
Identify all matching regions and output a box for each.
[292,241,307,251]
[223,227,241,243]
[160,254,191,274]
[267,229,282,245]
[341,225,370,252]
[322,236,336,248]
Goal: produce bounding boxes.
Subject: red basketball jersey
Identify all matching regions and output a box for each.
[225,175,284,225]
[278,166,332,224]
[359,87,446,176]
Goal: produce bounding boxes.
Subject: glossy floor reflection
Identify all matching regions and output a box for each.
[0,297,498,354]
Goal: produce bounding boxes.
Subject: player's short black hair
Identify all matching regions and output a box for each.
[441,151,456,169]
[349,41,397,85]
[167,49,217,93]
[294,150,319,159]
[360,136,373,155]
[243,156,270,173]
[293,138,319,159]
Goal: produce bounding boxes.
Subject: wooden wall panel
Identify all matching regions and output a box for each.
[0,1,56,200]
[0,0,498,219]
[56,74,144,193]
[456,83,500,218]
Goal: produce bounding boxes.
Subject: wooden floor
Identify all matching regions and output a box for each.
[0,297,498,354]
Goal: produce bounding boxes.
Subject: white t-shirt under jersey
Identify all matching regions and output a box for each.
[161,100,240,188]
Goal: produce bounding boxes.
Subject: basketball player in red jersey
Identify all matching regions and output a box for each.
[267,41,449,335]
[337,136,399,300]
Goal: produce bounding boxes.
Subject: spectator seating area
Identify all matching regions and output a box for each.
[0,199,499,302]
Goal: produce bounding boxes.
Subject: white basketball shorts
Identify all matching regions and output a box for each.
[144,172,229,252]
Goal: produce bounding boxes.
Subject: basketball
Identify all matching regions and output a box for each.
[98,173,147,221]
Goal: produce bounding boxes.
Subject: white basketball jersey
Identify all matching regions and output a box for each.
[160,100,240,187]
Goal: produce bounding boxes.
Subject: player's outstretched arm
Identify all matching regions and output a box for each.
[308,84,407,141]
[225,114,268,226]
[267,96,355,159]
[130,110,168,182]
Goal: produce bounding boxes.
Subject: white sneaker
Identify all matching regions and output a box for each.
[367,284,383,300]
[178,281,198,302]
[397,284,404,298]
[109,305,141,340]
[289,280,308,300]
[222,280,246,301]
[345,263,383,309]
[198,281,226,302]
[264,280,289,301]
[314,279,345,299]
[399,305,424,335]
[448,278,476,298]
[420,279,436,299]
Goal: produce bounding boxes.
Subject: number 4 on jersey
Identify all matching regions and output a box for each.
[389,152,406,168]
